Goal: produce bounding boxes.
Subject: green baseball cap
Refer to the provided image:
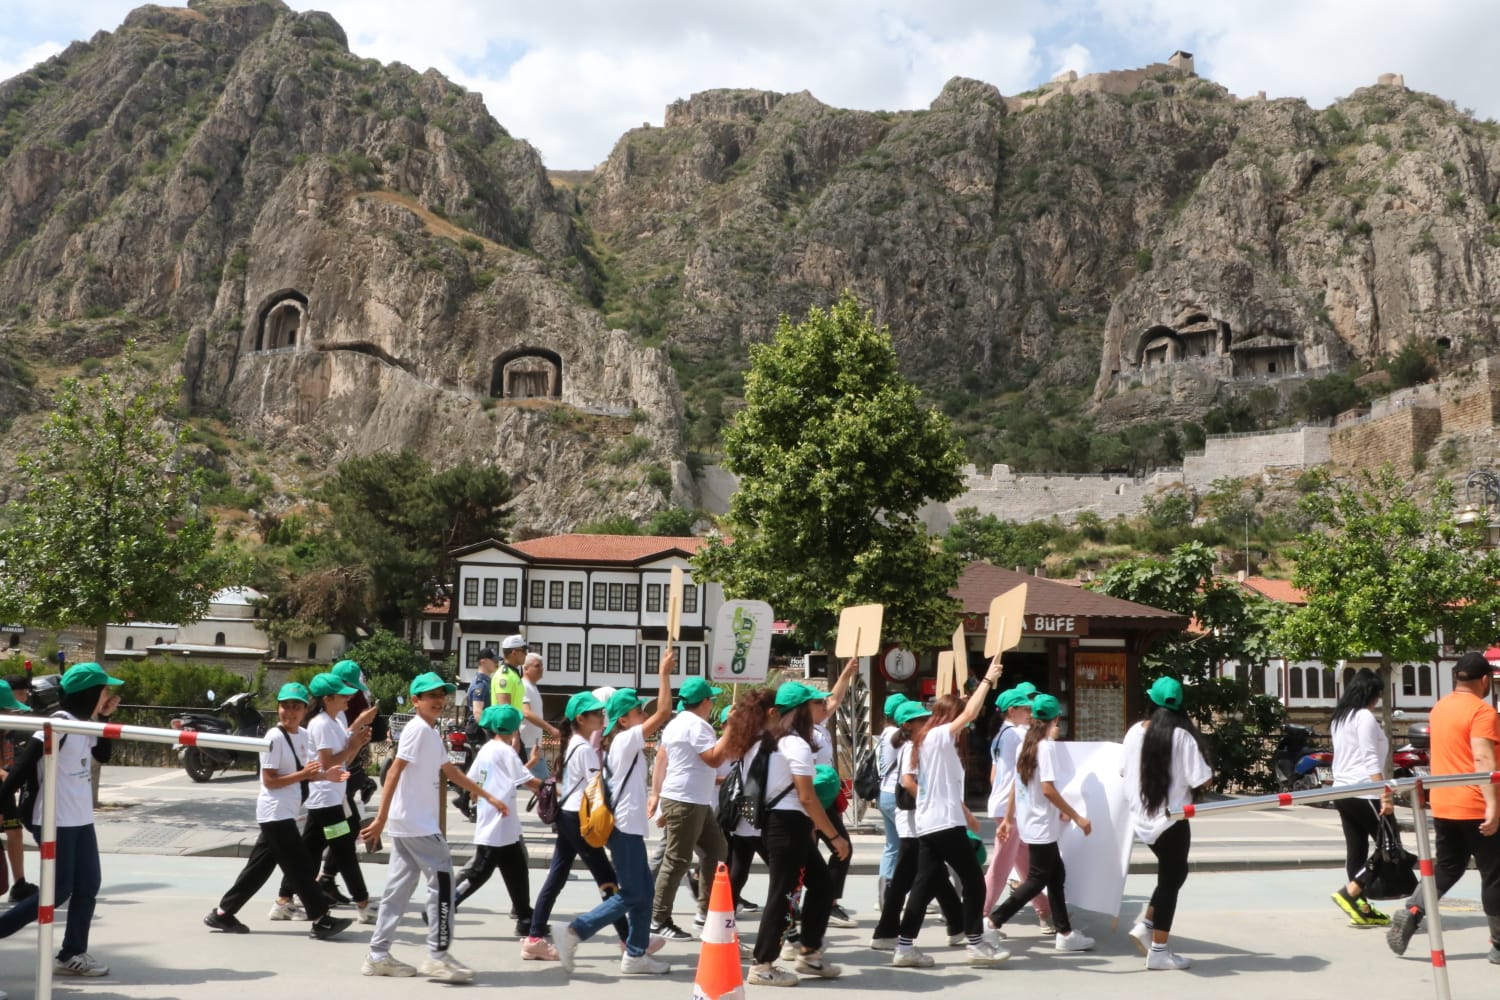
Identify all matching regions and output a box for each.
[276,682,310,704]
[883,693,910,717]
[719,705,734,726]
[60,662,124,695]
[331,659,368,693]
[676,676,721,708]
[773,682,827,711]
[1031,693,1061,721]
[410,672,456,697]
[813,764,841,809]
[1147,675,1185,711]
[309,672,358,697]
[566,690,606,720]
[894,701,931,725]
[994,681,1037,709]
[480,704,523,735]
[605,688,647,734]
[0,685,32,713]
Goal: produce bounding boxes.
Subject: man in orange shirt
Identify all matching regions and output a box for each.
[1388,651,1500,962]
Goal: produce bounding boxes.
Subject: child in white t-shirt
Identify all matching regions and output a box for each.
[454,705,541,937]
[360,672,509,983]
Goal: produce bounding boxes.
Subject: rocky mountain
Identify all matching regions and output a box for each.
[4,5,1500,527]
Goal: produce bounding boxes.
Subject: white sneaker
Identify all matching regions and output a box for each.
[892,945,934,968]
[968,940,1010,966]
[55,952,109,977]
[747,963,799,987]
[418,953,474,983]
[982,927,1008,945]
[1055,930,1095,952]
[362,955,417,977]
[1038,916,1056,935]
[870,937,897,951]
[1148,948,1192,971]
[793,950,842,979]
[356,905,377,925]
[621,952,671,975]
[947,933,967,947]
[780,940,801,962]
[1128,921,1151,956]
[268,900,307,921]
[557,927,580,974]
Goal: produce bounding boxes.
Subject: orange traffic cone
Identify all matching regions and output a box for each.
[693,863,745,1000]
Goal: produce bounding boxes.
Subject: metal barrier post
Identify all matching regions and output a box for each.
[1409,778,1452,1000]
[36,721,58,1000]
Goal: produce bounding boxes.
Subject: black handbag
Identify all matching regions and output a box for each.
[1363,811,1419,899]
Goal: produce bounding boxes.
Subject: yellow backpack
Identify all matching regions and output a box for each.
[579,754,639,847]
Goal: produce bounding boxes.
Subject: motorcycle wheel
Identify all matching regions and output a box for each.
[183,747,216,783]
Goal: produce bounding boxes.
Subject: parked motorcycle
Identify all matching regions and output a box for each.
[170,690,268,782]
[1273,723,1318,793]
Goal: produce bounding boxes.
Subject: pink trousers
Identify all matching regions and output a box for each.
[982,831,1051,917]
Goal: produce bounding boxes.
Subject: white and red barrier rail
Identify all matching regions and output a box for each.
[1168,770,1500,1000]
[0,716,271,1000]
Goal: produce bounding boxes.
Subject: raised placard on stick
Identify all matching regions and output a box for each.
[834,603,883,659]
[935,651,956,697]
[985,584,1028,658]
[667,567,685,643]
[951,622,967,689]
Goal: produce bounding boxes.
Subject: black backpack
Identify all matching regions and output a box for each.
[722,741,793,831]
[852,745,881,802]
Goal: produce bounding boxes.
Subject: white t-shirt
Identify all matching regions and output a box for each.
[659,710,717,805]
[1121,721,1213,845]
[468,738,531,847]
[1332,708,1388,800]
[812,723,834,767]
[560,734,599,812]
[878,726,902,795]
[34,711,98,828]
[257,725,309,824]
[305,712,349,810]
[986,724,1025,819]
[521,678,544,747]
[386,714,444,838]
[1015,739,1063,845]
[914,725,968,837]
[717,755,759,837]
[766,733,815,815]
[606,725,650,836]
[895,743,919,839]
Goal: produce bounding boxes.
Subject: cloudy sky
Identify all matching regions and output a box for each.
[3,1,1498,168]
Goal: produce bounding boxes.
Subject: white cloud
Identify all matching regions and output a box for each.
[0,41,65,85]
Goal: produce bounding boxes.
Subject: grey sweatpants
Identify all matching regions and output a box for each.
[368,834,454,961]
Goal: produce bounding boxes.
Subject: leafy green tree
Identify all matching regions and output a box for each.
[1277,468,1500,740]
[646,507,698,536]
[577,514,641,535]
[1092,541,1287,790]
[0,356,232,658]
[340,628,437,713]
[941,508,1058,571]
[1291,373,1369,422]
[695,292,966,651]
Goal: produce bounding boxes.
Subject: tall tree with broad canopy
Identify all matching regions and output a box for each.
[695,292,966,652]
[1277,468,1500,745]
[0,353,232,659]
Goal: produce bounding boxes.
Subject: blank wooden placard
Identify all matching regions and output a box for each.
[936,650,956,697]
[984,583,1028,658]
[667,567,685,642]
[834,603,883,658]
[951,622,967,686]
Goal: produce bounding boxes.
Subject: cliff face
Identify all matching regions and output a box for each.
[0,0,683,530]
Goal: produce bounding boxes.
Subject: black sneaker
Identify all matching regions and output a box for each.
[9,879,37,902]
[1387,905,1422,955]
[320,879,353,907]
[737,899,760,913]
[515,919,536,938]
[828,903,857,928]
[651,919,695,941]
[686,868,700,899]
[204,909,250,934]
[310,915,354,940]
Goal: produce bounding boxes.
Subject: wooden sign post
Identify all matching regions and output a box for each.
[834,603,883,659]
[985,583,1028,659]
[667,567,685,644]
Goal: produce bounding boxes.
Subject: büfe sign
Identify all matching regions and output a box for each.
[834,603,883,658]
[710,600,774,683]
[984,583,1028,657]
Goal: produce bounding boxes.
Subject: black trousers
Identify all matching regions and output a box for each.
[818,810,851,899]
[455,841,533,916]
[753,811,831,964]
[991,840,1071,935]
[1334,798,1383,886]
[899,825,985,939]
[728,833,767,906]
[322,784,363,880]
[220,818,328,921]
[873,836,963,939]
[281,804,367,904]
[1146,820,1191,933]
[1405,817,1500,916]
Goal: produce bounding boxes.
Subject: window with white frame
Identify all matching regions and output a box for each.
[566,643,582,672]
[645,645,661,670]
[608,583,624,612]
[592,583,607,611]
[549,581,564,609]
[606,646,622,674]
[466,640,480,668]
[624,584,640,612]
[482,579,498,606]
[463,578,479,606]
[591,644,606,672]
[569,582,584,610]
[503,579,518,607]
[686,646,702,675]
[546,643,562,669]
[530,580,546,609]
[683,584,699,614]
[622,645,638,675]
[646,583,663,613]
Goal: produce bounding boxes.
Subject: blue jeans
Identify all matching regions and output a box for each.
[878,792,901,881]
[572,829,652,956]
[0,824,101,960]
[530,810,627,940]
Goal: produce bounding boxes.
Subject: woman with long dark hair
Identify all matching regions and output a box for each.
[893,655,1009,969]
[1327,667,1393,927]
[747,683,850,988]
[1120,676,1213,970]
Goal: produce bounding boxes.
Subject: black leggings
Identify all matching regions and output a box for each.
[220,818,328,921]
[818,810,851,899]
[991,840,1070,935]
[282,804,367,904]
[1334,798,1383,886]
[873,836,963,939]
[455,841,532,917]
[900,826,986,939]
[1146,820,1191,933]
[753,811,831,964]
[728,833,767,906]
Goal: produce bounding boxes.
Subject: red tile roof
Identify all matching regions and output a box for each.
[507,534,709,566]
[1239,576,1307,605]
[952,562,1187,626]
